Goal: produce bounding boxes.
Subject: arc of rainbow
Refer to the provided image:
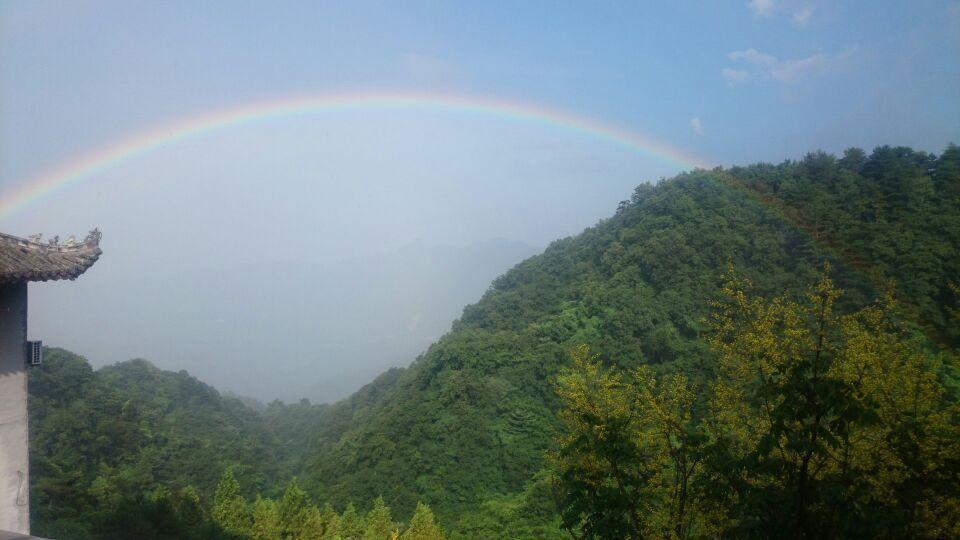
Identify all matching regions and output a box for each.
[0,91,713,218]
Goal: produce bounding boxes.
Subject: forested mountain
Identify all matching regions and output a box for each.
[29,349,283,538]
[29,350,452,539]
[292,145,960,533]
[29,145,960,538]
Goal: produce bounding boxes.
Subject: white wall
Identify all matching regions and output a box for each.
[0,282,29,534]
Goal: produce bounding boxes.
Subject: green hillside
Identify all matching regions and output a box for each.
[28,145,960,538]
[296,145,960,534]
[28,349,287,538]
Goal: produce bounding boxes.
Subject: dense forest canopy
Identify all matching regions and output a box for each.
[30,145,959,538]
[554,274,958,538]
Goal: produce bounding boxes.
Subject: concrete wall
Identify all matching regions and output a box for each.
[0,283,28,534]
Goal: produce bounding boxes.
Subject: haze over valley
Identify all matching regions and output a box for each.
[28,237,538,403]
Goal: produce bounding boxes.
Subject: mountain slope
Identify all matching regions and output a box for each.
[296,146,960,532]
[29,349,287,538]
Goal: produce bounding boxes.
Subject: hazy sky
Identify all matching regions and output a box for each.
[1,1,958,401]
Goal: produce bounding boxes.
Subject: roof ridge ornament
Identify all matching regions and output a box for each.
[0,228,102,283]
[84,228,102,247]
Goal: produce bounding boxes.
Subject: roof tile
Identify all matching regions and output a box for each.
[0,229,102,283]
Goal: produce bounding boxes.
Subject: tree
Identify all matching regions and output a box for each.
[295,505,325,540]
[212,468,250,537]
[554,270,960,539]
[551,346,706,538]
[400,502,445,540]
[279,480,312,538]
[28,145,960,538]
[552,346,649,539]
[838,147,866,172]
[363,496,396,539]
[250,497,281,540]
[706,267,960,537]
[319,503,341,539]
[339,503,365,539]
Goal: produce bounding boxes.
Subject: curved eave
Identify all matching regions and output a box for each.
[0,230,102,284]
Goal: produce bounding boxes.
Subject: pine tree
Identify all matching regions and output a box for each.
[400,502,445,540]
[339,503,364,540]
[279,480,312,538]
[171,485,206,531]
[363,496,395,539]
[319,503,341,539]
[296,505,325,540]
[250,497,282,540]
[212,468,250,537]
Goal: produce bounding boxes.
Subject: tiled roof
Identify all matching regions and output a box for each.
[0,229,102,284]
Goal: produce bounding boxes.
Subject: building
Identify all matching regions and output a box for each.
[0,230,101,536]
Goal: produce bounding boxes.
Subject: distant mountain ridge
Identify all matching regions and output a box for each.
[292,237,540,402]
[45,237,538,404]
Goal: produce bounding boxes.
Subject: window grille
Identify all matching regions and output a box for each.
[27,340,42,365]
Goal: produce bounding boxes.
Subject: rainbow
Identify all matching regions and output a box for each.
[0,91,713,217]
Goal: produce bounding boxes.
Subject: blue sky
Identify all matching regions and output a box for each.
[1,0,958,399]
[2,0,955,254]
[3,0,958,189]
[0,0,960,177]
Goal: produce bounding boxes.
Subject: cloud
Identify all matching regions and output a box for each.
[690,117,703,136]
[792,6,813,26]
[769,53,829,82]
[747,0,775,17]
[723,47,853,86]
[721,68,751,86]
[728,48,777,66]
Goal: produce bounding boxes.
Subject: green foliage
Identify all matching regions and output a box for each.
[401,502,444,540]
[338,503,364,539]
[705,270,960,537]
[29,145,960,537]
[294,145,960,536]
[363,496,396,539]
[29,349,277,538]
[552,346,707,538]
[296,505,325,540]
[214,469,251,536]
[451,472,566,539]
[553,272,960,538]
[279,481,313,537]
[250,497,282,540]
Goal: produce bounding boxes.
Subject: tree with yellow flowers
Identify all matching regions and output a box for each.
[706,267,959,537]
[552,345,708,538]
[553,268,960,538]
